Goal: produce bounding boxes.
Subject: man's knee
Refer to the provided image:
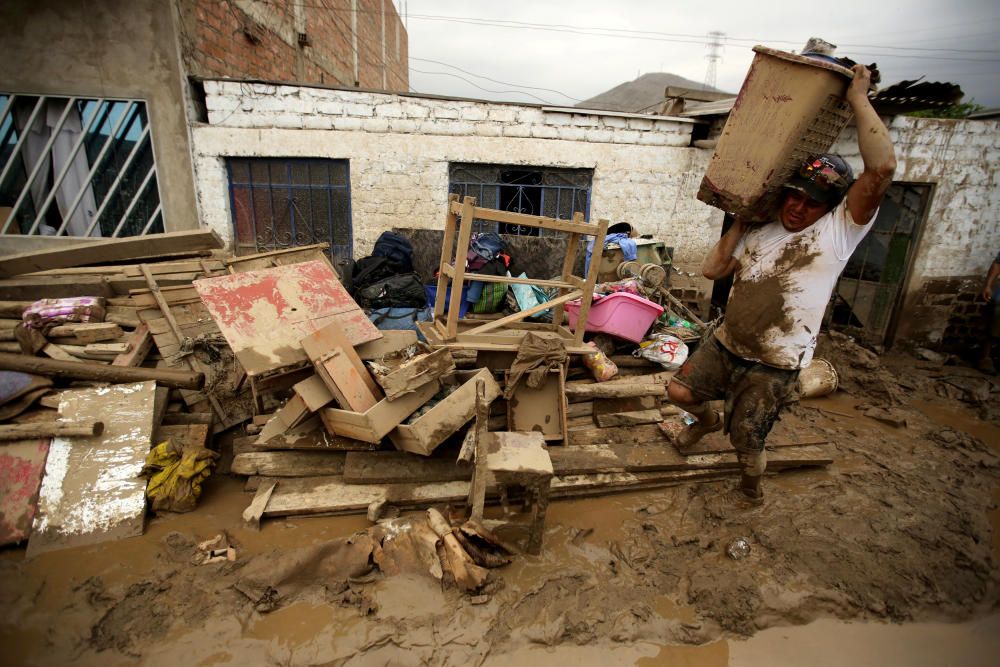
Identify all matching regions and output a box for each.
[667,381,697,406]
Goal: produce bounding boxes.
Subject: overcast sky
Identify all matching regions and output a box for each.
[398,0,1000,109]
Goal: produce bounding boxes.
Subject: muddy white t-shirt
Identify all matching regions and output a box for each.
[715,201,875,370]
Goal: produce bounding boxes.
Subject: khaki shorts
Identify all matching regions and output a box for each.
[670,335,800,456]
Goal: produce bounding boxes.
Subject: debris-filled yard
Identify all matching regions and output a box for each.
[1,207,998,665]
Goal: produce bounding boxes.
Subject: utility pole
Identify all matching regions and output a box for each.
[704,31,725,91]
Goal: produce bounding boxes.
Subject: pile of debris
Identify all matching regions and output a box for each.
[0,211,832,580]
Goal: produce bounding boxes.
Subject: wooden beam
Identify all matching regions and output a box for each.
[0,420,103,441]
[0,230,224,278]
[462,290,582,337]
[0,352,204,389]
[112,324,153,367]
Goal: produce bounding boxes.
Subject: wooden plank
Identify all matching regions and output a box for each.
[506,367,567,442]
[373,348,455,401]
[27,381,156,557]
[445,197,476,339]
[355,330,418,360]
[112,324,153,367]
[551,212,585,329]
[0,439,49,546]
[49,323,123,343]
[293,374,335,412]
[41,343,79,362]
[231,451,347,477]
[320,379,439,443]
[242,480,277,530]
[255,395,311,443]
[462,290,582,337]
[0,301,33,318]
[565,383,667,400]
[248,430,380,452]
[300,320,382,410]
[0,275,116,300]
[194,260,380,377]
[442,265,575,290]
[0,421,103,441]
[106,305,141,328]
[226,243,332,273]
[572,217,610,344]
[0,352,203,388]
[343,443,832,485]
[448,199,596,236]
[390,369,502,456]
[85,342,130,355]
[594,409,663,428]
[263,462,825,518]
[0,230,223,278]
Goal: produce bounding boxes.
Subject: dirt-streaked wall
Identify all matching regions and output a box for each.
[0,0,200,234]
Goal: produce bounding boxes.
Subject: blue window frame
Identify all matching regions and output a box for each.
[448,163,592,236]
[226,157,352,259]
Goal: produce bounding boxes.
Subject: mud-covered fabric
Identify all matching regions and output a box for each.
[671,335,799,475]
[503,332,567,399]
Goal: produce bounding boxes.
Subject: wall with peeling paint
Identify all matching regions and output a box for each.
[831,116,1000,346]
[191,81,723,284]
[193,81,999,345]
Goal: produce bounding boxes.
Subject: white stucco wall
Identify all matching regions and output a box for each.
[191,81,724,280]
[831,115,1000,284]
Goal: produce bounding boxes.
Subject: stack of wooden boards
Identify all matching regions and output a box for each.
[236,348,833,525]
[0,232,357,549]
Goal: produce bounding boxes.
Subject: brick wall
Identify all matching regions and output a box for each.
[192,81,720,287]
[178,0,407,91]
[901,277,987,355]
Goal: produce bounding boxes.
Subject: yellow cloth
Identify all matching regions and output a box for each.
[142,439,219,513]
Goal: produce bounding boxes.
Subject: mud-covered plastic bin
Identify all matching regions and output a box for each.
[565,292,664,343]
[698,46,855,221]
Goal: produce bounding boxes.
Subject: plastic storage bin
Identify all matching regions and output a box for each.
[698,46,855,221]
[564,292,664,343]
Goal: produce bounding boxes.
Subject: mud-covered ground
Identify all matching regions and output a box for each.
[2,333,999,666]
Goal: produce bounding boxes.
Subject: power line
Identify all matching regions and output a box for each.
[408,68,558,105]
[409,57,582,102]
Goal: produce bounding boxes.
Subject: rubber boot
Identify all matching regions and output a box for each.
[739,473,764,504]
[677,409,723,448]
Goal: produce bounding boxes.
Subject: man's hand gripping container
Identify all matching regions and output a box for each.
[698,46,855,221]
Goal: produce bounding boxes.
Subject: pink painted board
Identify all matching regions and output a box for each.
[0,439,50,546]
[194,260,381,376]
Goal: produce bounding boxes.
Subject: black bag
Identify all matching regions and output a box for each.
[350,256,396,295]
[356,272,427,310]
[372,231,414,273]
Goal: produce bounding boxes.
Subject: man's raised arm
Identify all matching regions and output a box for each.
[845,64,897,226]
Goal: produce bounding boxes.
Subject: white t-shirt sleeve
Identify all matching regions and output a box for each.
[732,229,748,259]
[829,200,877,261]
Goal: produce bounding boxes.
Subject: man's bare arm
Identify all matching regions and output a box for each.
[845,65,897,226]
[703,218,749,280]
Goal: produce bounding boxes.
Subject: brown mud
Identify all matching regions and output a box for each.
[2,334,1000,665]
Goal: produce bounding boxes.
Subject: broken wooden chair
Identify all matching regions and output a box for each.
[463,379,554,554]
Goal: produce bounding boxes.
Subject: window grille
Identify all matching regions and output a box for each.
[448,163,592,236]
[227,158,353,259]
[0,94,162,237]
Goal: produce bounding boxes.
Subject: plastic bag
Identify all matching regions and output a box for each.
[582,341,618,381]
[634,333,689,370]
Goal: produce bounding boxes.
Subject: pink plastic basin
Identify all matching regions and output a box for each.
[564,292,664,343]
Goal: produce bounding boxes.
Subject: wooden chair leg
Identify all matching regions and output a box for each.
[526,478,551,555]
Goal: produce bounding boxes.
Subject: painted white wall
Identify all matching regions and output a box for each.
[831,115,1000,284]
[192,81,723,287]
[193,80,1000,313]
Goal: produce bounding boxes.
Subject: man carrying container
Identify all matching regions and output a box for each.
[664,64,896,505]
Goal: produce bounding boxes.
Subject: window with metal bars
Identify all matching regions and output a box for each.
[448,163,592,236]
[0,94,162,237]
[226,158,353,259]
